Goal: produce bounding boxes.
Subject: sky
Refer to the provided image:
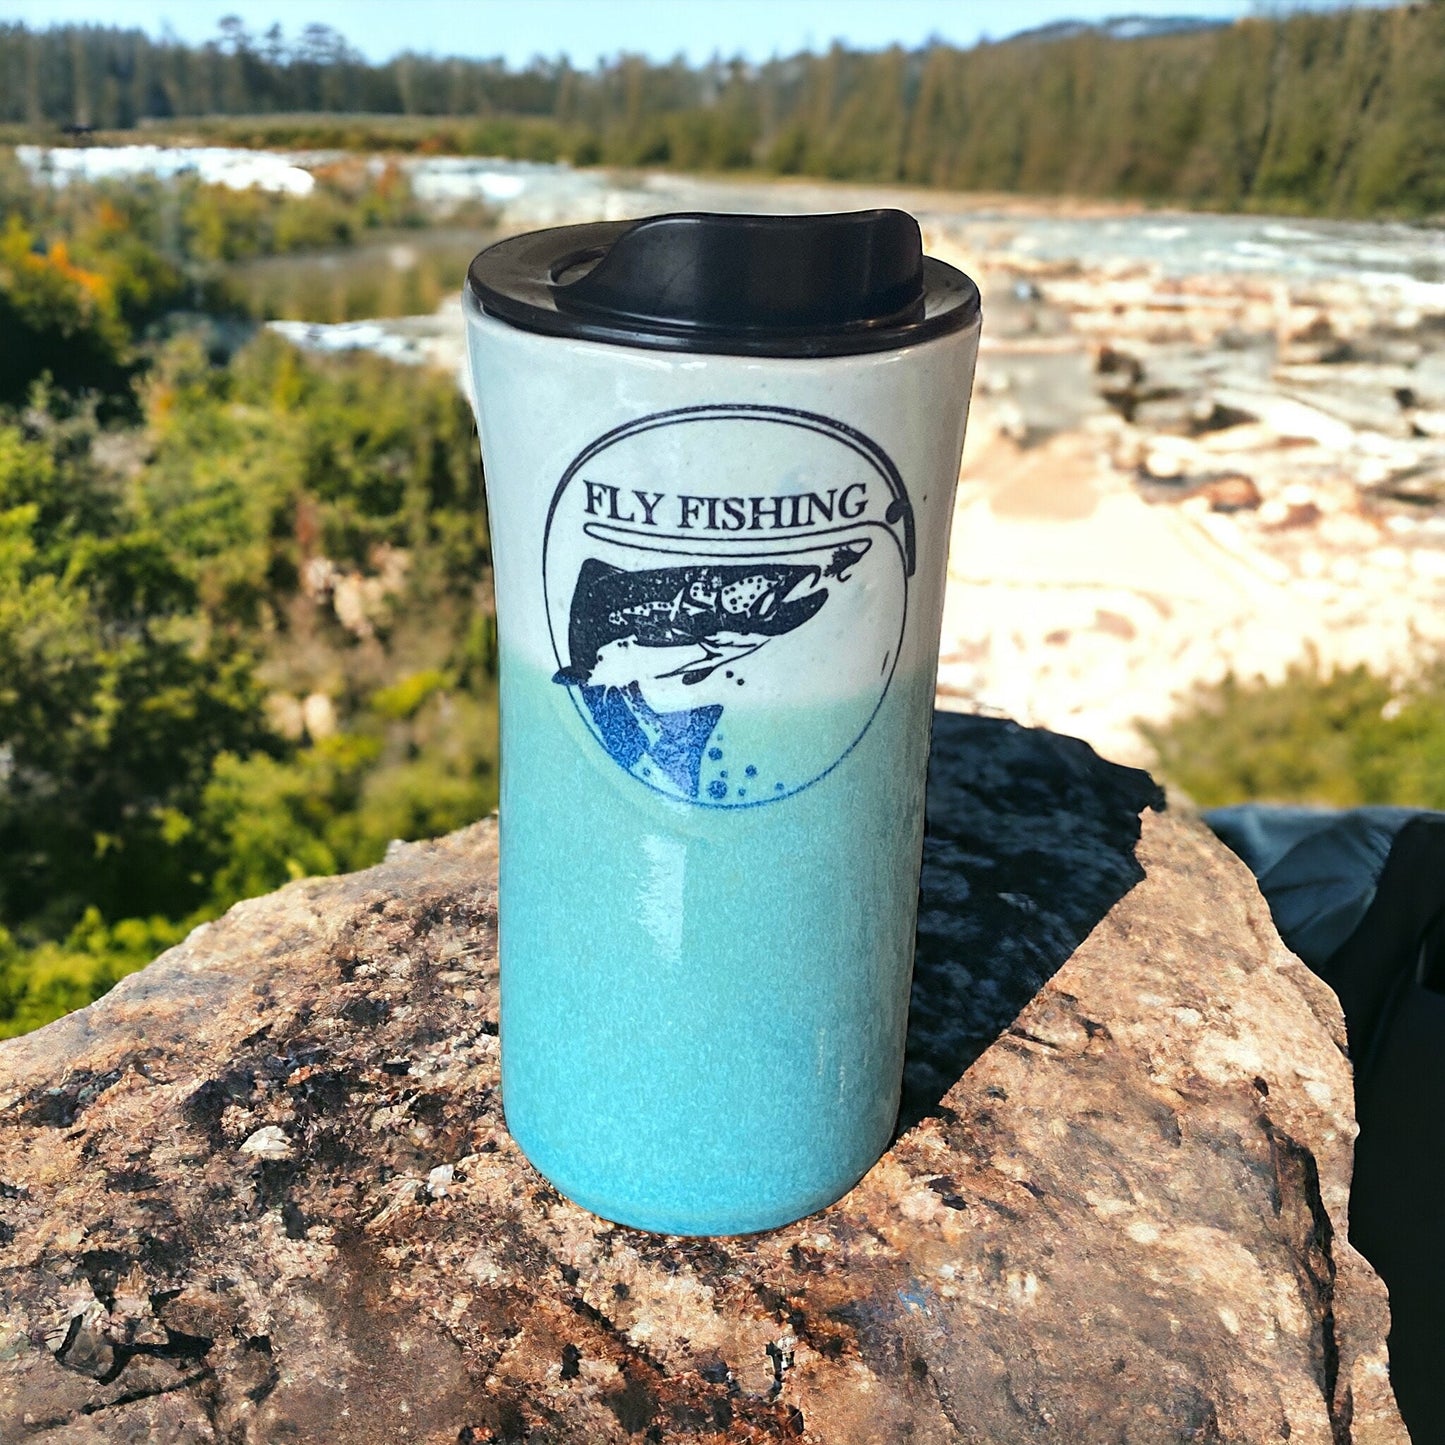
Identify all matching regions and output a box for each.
[0,0,1398,67]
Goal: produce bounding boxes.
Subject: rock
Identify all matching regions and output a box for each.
[1132,439,1260,513]
[1276,309,1352,366]
[263,691,306,742]
[238,1124,293,1160]
[299,554,339,602]
[300,692,337,742]
[0,715,1406,1443]
[1214,390,1359,450]
[330,574,376,638]
[982,347,1104,442]
[1366,460,1445,511]
[1197,473,1263,513]
[1095,343,1144,394]
[1189,397,1258,434]
[1406,354,1445,410]
[1260,498,1324,531]
[1130,393,1199,433]
[1269,367,1418,439]
[1193,421,1287,456]
[1141,435,1201,480]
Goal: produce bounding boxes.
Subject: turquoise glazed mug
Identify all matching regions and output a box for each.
[465,210,980,1234]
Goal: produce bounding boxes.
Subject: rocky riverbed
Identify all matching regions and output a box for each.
[914,217,1443,763]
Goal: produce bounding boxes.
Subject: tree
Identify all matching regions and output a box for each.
[0,417,271,931]
[0,218,131,407]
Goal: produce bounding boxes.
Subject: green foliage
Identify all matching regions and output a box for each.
[0,407,273,933]
[200,688,498,904]
[0,910,191,1040]
[372,668,449,720]
[200,735,381,901]
[0,171,497,1034]
[0,216,132,405]
[176,159,427,263]
[1141,657,1445,810]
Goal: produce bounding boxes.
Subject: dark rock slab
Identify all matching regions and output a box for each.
[0,715,1405,1442]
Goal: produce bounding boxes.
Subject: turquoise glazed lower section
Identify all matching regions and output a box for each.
[496,654,935,1235]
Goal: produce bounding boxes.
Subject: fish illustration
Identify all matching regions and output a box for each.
[553,558,834,798]
[554,559,829,693]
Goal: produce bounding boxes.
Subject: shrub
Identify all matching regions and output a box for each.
[1141,656,1445,809]
[0,218,131,405]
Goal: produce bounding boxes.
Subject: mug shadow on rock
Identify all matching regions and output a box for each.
[897,711,1166,1135]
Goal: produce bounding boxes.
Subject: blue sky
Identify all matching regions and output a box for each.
[0,0,1394,66]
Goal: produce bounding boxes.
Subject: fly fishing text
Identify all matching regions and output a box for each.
[580,481,871,532]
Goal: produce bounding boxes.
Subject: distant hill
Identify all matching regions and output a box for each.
[1003,14,1229,44]
[2,5,1442,217]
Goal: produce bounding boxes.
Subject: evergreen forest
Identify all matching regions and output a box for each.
[2,4,1445,217]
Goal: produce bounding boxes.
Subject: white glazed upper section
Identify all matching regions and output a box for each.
[464,292,979,690]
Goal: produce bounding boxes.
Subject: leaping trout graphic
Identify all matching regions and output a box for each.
[553,555,857,798]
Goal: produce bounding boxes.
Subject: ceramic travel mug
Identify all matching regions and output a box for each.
[465,209,980,1235]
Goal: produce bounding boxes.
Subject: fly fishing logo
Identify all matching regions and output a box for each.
[542,404,915,807]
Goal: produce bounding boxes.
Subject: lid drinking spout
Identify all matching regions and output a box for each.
[468,207,979,357]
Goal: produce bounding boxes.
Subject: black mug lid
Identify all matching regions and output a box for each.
[467,209,980,358]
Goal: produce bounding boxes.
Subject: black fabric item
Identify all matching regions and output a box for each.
[1205,804,1414,967]
[1313,814,1445,1443]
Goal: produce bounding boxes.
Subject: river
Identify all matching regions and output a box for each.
[17,145,1445,300]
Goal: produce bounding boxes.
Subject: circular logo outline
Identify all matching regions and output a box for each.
[542,403,913,809]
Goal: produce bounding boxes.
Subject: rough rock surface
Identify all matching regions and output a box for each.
[0,715,1405,1442]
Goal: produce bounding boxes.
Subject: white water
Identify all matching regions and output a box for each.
[15,144,318,195]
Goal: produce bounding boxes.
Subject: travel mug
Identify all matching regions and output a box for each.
[465,210,980,1235]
